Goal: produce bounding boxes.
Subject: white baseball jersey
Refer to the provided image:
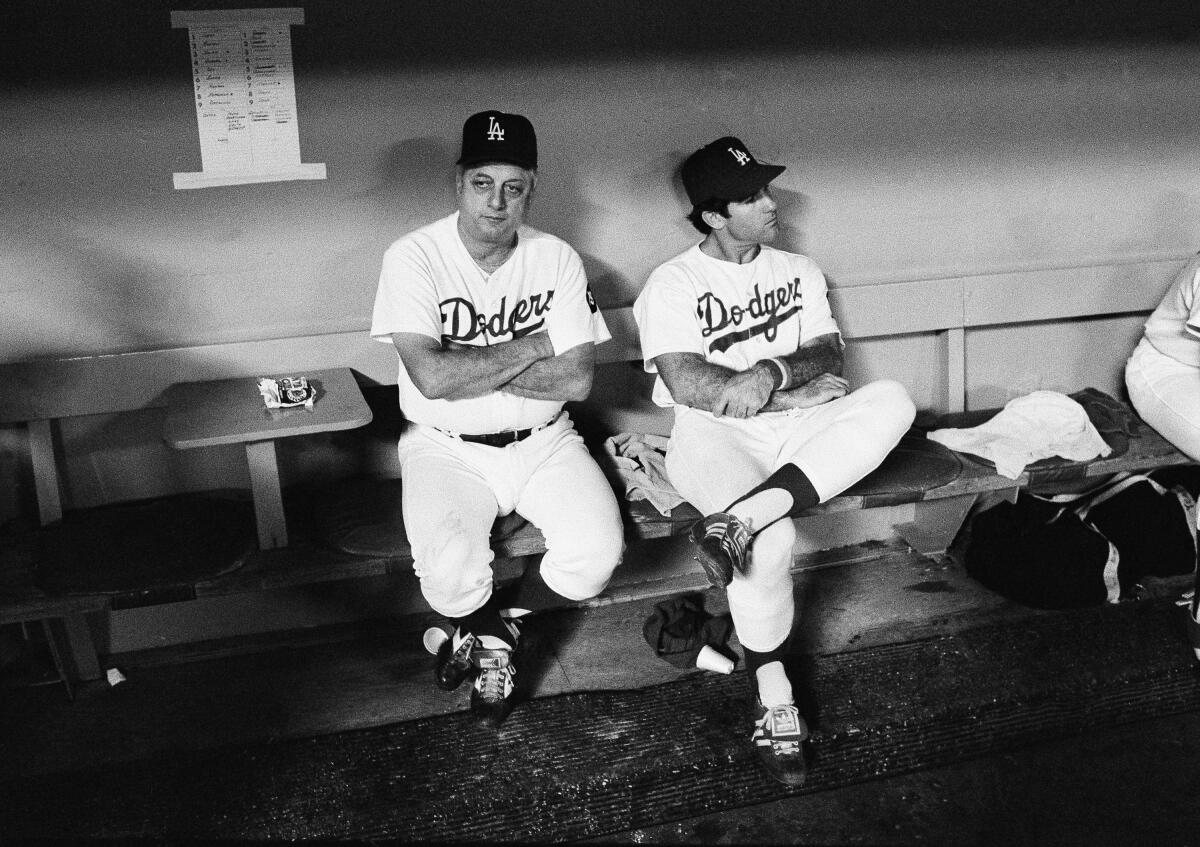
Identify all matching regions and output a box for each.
[1143,254,1200,367]
[370,212,610,433]
[633,243,841,408]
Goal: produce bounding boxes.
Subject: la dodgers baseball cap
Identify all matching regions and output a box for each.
[457,110,538,170]
[681,136,785,206]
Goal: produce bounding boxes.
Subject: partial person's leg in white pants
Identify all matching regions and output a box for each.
[1126,342,1200,463]
[398,430,501,619]
[513,422,625,603]
[666,416,797,653]
[776,379,915,502]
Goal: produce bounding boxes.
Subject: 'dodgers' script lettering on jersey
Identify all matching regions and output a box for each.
[440,292,555,343]
[698,279,804,353]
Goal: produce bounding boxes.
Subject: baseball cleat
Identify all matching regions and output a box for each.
[689,512,752,589]
[470,647,516,727]
[434,629,476,692]
[752,700,809,787]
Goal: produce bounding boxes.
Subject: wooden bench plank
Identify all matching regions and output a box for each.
[961,259,1183,327]
[828,278,964,339]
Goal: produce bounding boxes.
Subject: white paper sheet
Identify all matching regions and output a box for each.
[171,8,326,189]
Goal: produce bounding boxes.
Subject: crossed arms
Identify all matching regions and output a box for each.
[391,332,595,402]
[652,332,846,418]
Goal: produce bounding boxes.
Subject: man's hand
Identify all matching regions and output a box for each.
[772,373,849,410]
[712,365,775,418]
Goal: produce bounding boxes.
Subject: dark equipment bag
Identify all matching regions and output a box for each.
[964,471,1198,609]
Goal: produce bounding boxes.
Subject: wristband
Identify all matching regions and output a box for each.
[762,358,787,391]
[773,358,793,391]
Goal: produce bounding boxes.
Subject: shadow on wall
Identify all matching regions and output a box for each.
[360,136,459,232]
[352,122,825,311]
[7,0,1200,84]
[4,220,176,361]
[547,147,816,303]
[773,187,812,257]
[362,136,686,310]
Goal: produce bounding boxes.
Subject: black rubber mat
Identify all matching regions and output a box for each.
[4,598,1199,841]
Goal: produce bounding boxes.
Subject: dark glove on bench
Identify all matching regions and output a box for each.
[642,595,734,669]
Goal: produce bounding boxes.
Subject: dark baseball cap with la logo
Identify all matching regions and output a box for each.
[681,136,785,206]
[457,110,538,171]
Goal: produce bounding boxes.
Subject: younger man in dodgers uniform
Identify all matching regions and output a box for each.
[634,136,915,784]
[371,111,623,726]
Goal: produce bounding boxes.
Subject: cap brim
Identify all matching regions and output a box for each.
[717,163,785,201]
[457,154,537,170]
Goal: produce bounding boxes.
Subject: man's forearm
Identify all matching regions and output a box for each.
[760,371,850,412]
[760,385,819,412]
[500,342,594,401]
[397,333,554,400]
[662,359,762,413]
[777,335,843,387]
[760,389,802,413]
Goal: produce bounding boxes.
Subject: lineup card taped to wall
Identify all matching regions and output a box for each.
[171,8,326,189]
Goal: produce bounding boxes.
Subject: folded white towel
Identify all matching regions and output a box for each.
[928,391,1111,479]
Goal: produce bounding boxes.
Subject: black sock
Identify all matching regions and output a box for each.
[727,462,820,523]
[455,597,515,649]
[743,643,789,699]
[495,565,566,617]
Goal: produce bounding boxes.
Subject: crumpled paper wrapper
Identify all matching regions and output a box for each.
[257,376,315,409]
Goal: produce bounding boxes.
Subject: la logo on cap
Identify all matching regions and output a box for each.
[457,110,538,170]
[729,147,751,166]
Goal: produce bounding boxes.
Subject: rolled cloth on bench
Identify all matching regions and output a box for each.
[603,432,686,515]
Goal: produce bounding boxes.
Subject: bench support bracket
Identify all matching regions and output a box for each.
[893,494,979,555]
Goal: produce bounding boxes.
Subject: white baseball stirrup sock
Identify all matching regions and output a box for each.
[755,661,794,709]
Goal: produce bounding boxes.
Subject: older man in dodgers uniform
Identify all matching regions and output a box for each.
[634,135,915,784]
[371,110,623,726]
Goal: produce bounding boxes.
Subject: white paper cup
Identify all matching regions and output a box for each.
[422,625,451,655]
[695,644,734,674]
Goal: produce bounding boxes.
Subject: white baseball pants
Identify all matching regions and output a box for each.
[397,412,624,618]
[665,379,915,652]
[1126,338,1200,463]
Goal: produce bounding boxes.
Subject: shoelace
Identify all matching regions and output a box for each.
[758,704,805,753]
[478,665,513,700]
[450,633,474,662]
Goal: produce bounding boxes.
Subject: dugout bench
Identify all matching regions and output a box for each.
[1,256,1195,691]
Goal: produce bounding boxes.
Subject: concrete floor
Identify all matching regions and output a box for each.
[2,535,1197,842]
[589,709,1200,846]
[1,538,1030,778]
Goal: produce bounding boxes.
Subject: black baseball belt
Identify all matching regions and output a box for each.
[436,413,560,448]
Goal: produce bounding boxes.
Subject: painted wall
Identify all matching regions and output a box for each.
[5,2,1200,363]
[4,1,1200,650]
